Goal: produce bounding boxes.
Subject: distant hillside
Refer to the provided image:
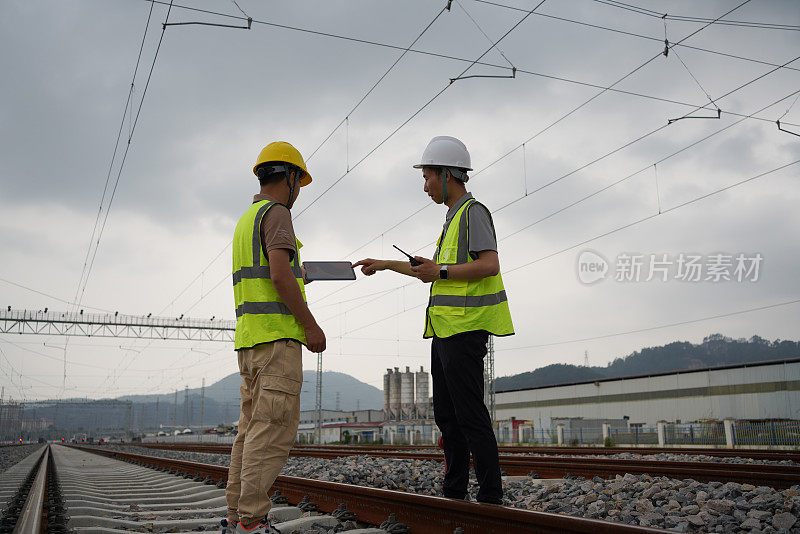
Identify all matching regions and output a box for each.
[21,371,383,434]
[494,334,800,392]
[120,370,382,412]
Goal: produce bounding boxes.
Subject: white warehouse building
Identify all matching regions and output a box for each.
[495,358,800,428]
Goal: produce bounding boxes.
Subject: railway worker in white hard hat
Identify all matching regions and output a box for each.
[353,136,514,504]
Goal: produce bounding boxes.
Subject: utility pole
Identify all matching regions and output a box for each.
[173,390,178,427]
[483,336,495,422]
[335,391,340,411]
[125,402,132,435]
[315,353,322,444]
[183,386,189,427]
[154,398,159,433]
[200,378,205,433]
[584,350,589,367]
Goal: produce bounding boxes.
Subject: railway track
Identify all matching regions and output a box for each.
[0,444,47,533]
[132,442,800,462]
[129,442,800,489]
[63,444,671,533]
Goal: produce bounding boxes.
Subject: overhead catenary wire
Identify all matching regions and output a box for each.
[151,0,800,315]
[300,12,794,312]
[495,298,800,352]
[0,277,114,313]
[117,0,788,336]
[475,0,800,73]
[337,158,799,336]
[493,88,800,243]
[306,2,451,162]
[74,0,175,309]
[165,1,548,313]
[145,0,800,76]
[152,2,451,316]
[593,0,800,31]
[292,0,547,221]
[504,158,800,275]
[72,0,156,311]
[313,87,800,329]
[456,0,515,68]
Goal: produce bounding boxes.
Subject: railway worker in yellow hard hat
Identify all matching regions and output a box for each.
[352,136,514,505]
[224,141,326,534]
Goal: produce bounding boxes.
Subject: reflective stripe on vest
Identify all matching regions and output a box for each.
[233,200,307,350]
[424,198,514,339]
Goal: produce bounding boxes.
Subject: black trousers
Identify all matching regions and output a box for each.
[431,330,502,503]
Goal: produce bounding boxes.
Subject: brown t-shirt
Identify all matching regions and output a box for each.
[253,194,297,261]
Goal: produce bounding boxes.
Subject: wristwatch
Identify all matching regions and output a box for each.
[439,264,449,280]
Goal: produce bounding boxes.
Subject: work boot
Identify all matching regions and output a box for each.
[234,520,272,533]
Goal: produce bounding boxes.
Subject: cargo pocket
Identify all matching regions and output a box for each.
[430,279,468,316]
[254,374,301,426]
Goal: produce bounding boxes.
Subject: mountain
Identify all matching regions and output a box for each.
[20,371,382,435]
[119,370,382,412]
[494,334,800,392]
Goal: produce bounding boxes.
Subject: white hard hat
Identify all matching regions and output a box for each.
[413,136,472,171]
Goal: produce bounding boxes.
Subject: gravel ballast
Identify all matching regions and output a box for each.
[105,445,800,532]
[0,444,45,475]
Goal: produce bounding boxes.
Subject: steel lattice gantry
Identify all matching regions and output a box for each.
[0,310,234,342]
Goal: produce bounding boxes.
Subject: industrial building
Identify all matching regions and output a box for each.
[495,358,800,429]
[0,401,22,441]
[383,366,431,420]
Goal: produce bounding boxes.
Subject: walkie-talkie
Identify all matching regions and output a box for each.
[393,244,422,266]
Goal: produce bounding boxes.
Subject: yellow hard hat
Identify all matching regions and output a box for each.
[253,141,312,187]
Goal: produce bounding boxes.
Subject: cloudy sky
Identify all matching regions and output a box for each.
[1,0,799,406]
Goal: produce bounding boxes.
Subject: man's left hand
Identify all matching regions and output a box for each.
[411,256,439,283]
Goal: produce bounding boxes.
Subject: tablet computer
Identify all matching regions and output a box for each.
[303,261,356,281]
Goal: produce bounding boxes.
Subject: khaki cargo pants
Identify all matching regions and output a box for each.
[225,339,302,525]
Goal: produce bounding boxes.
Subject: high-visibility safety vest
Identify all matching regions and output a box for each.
[424,198,514,339]
[232,200,306,350]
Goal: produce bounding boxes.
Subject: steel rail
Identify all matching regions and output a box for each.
[73,445,669,534]
[11,445,48,534]
[127,443,800,488]
[133,442,800,462]
[300,444,800,462]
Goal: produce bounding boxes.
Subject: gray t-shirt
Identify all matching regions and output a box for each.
[439,192,498,260]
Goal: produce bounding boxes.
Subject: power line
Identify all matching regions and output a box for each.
[154,3,450,315]
[337,157,799,335]
[496,298,800,352]
[0,277,114,313]
[314,89,800,326]
[147,0,800,76]
[307,3,450,161]
[593,0,800,31]
[504,158,800,275]
[471,50,800,215]
[73,0,156,310]
[292,1,547,221]
[304,50,799,324]
[497,89,800,243]
[166,1,546,312]
[455,0,515,68]
[75,0,175,308]
[154,1,798,311]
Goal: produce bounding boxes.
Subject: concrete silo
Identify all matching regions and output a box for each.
[415,366,430,419]
[401,366,415,420]
[390,367,402,420]
[383,369,392,421]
